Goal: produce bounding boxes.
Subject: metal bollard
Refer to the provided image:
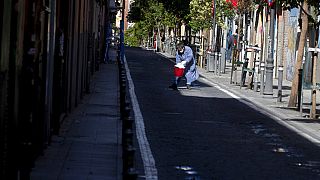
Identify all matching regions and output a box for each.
[277,65,284,102]
[218,53,222,76]
[213,52,217,74]
[240,58,249,88]
[120,87,128,119]
[120,70,126,78]
[297,69,303,111]
[254,59,260,92]
[120,76,126,88]
[124,168,138,180]
[119,71,125,83]
[123,116,134,130]
[260,62,265,95]
[123,145,136,173]
[120,86,126,108]
[123,106,131,118]
[122,128,134,146]
[120,77,126,90]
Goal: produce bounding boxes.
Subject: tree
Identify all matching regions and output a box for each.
[157,0,191,20]
[188,0,213,32]
[188,0,236,32]
[287,2,308,107]
[126,0,177,46]
[280,0,320,107]
[124,22,148,46]
[128,0,189,23]
[259,0,320,107]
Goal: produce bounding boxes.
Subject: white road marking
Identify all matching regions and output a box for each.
[200,77,320,145]
[124,57,158,180]
[201,78,240,99]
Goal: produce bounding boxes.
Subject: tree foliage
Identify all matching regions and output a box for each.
[124,21,149,46]
[188,0,236,32]
[277,0,319,10]
[216,0,237,26]
[126,0,178,46]
[238,0,255,14]
[127,0,177,27]
[126,0,319,47]
[252,0,320,24]
[128,0,187,23]
[157,0,191,20]
[188,0,212,31]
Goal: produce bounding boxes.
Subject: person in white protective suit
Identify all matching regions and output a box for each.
[169,41,199,90]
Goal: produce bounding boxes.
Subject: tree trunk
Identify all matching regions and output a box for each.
[288,2,309,107]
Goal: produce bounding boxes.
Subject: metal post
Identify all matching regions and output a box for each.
[221,48,226,73]
[297,69,303,111]
[218,53,221,76]
[214,52,217,75]
[277,65,284,102]
[260,7,267,95]
[311,50,318,119]
[243,13,249,60]
[260,62,265,95]
[120,0,125,62]
[207,52,213,72]
[234,62,238,84]
[277,6,285,102]
[264,5,275,97]
[240,58,249,88]
[254,56,260,92]
[211,0,216,51]
[230,49,236,84]
[311,56,317,119]
[308,47,320,118]
[300,86,304,117]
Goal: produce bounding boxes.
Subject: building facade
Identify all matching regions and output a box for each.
[0,0,115,179]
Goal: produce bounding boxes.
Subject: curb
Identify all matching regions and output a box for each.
[198,68,320,145]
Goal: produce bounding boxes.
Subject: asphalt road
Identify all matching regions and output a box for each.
[125,47,320,180]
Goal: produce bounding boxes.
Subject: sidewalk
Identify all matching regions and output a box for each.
[159,51,320,146]
[31,48,122,180]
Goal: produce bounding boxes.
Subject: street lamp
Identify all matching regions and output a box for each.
[264,0,276,97]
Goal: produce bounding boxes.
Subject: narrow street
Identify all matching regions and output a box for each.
[125,47,320,180]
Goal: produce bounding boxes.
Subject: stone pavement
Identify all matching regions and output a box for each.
[159,51,320,146]
[30,48,122,180]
